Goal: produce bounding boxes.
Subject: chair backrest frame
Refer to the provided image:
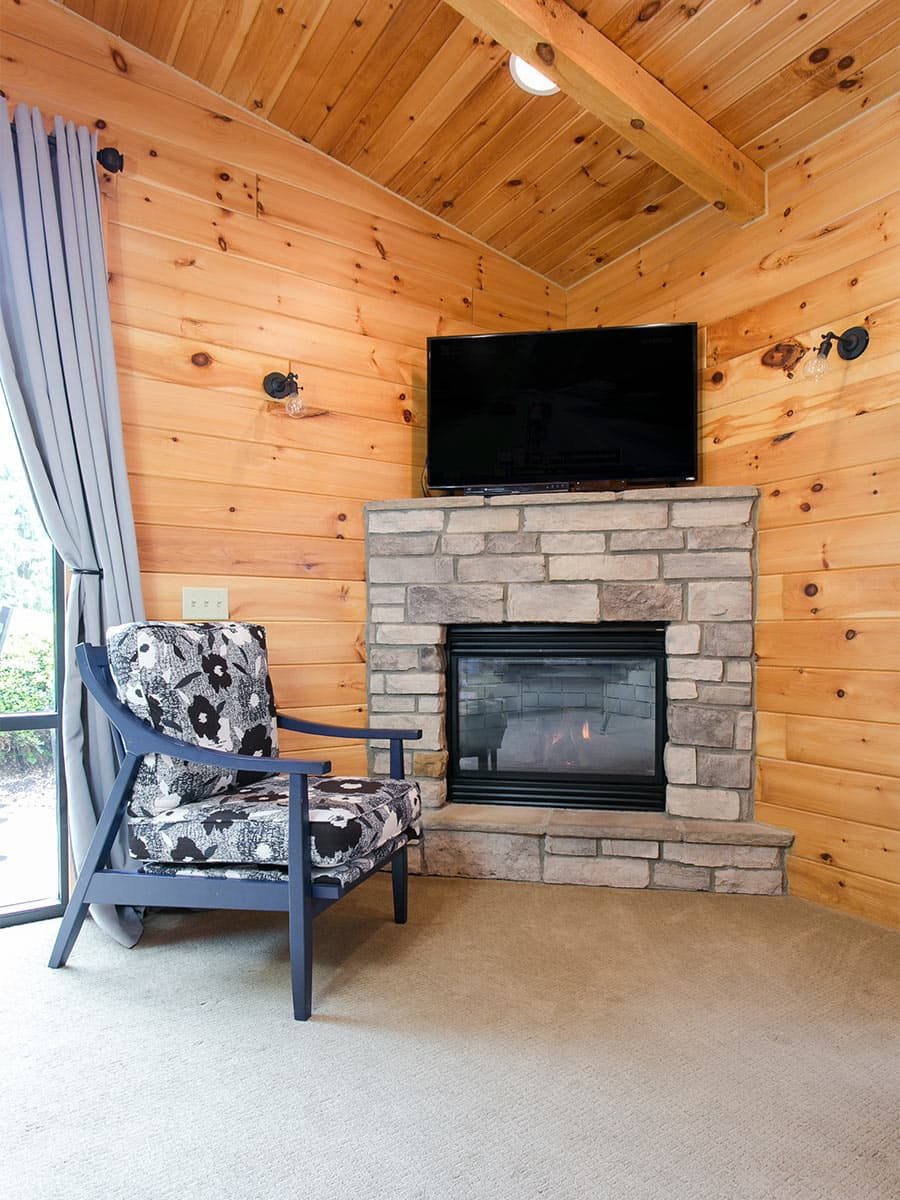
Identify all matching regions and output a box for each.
[77,643,161,757]
[77,644,126,763]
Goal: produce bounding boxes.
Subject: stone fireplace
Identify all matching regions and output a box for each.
[364,487,792,894]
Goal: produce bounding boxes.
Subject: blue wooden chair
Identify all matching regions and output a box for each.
[48,622,422,1020]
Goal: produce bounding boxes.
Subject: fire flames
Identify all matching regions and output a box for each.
[546,715,595,768]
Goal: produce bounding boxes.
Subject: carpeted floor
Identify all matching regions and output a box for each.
[2,876,898,1200]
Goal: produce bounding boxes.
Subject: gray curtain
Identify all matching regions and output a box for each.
[0,105,145,946]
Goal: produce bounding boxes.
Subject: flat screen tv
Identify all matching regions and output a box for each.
[426,324,698,492]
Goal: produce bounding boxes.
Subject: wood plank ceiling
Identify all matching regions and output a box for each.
[62,0,898,286]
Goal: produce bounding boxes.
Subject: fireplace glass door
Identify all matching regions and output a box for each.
[447,624,667,810]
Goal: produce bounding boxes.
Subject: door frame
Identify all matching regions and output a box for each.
[0,553,69,927]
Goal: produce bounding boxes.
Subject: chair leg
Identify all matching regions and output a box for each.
[49,754,140,969]
[288,881,314,1021]
[392,846,408,925]
[287,773,314,1020]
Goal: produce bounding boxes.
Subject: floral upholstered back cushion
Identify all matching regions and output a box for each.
[106,622,279,817]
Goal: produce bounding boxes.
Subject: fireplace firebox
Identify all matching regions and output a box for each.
[447,624,667,810]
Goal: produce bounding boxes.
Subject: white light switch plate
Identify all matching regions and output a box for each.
[182,586,230,619]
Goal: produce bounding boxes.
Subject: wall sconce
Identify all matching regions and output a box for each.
[263,370,305,417]
[802,326,870,382]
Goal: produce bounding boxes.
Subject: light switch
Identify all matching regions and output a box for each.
[182,586,230,620]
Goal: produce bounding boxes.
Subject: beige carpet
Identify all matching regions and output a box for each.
[2,877,898,1200]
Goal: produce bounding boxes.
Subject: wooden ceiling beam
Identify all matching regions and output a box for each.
[442,0,767,224]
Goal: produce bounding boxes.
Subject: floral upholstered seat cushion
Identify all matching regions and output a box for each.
[106,621,279,817]
[137,832,410,890]
[128,775,422,869]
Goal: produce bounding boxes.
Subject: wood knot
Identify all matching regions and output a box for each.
[110,48,128,73]
[838,55,854,70]
[804,583,818,596]
[630,118,645,130]
[713,200,727,210]
[800,501,811,512]
[638,1,661,19]
[711,370,724,384]
[536,42,555,66]
[809,47,829,64]
[844,629,857,640]
[191,352,212,367]
[836,689,846,698]
[761,340,804,372]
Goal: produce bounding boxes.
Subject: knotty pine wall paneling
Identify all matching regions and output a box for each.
[569,99,900,928]
[2,0,564,772]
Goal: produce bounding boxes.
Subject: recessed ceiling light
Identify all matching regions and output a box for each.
[509,54,560,96]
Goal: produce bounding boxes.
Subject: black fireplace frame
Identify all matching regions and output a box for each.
[446,623,668,811]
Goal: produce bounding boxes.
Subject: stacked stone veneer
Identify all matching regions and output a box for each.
[365,486,792,895]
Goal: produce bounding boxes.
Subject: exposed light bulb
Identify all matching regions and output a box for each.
[284,392,305,417]
[802,350,828,381]
[802,339,832,382]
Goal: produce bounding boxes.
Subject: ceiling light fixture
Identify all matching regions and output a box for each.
[509,54,560,96]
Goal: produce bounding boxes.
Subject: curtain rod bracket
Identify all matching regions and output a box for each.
[96,146,124,174]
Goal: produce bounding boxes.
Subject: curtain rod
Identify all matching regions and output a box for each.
[9,124,124,174]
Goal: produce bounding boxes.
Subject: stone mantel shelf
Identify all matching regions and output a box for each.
[425,804,793,846]
[365,486,760,513]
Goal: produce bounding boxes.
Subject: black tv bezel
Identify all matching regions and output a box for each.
[425,322,699,493]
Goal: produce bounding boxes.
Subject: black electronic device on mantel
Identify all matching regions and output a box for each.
[426,323,698,493]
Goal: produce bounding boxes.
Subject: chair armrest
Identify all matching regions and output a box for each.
[146,731,331,777]
[278,712,423,741]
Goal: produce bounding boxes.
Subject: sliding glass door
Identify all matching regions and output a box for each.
[0,398,68,927]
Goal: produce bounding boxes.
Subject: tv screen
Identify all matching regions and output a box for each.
[426,324,698,491]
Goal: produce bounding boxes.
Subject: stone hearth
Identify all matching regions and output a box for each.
[364,487,792,894]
